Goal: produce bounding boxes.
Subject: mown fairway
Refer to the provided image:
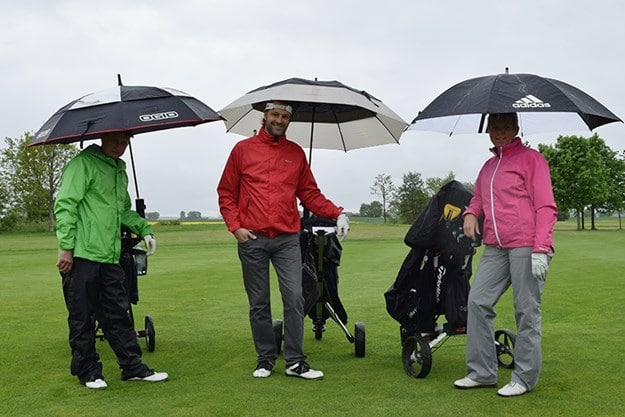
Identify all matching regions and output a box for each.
[1,221,624,416]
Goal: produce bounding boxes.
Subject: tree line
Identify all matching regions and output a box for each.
[364,171,473,224]
[362,134,625,229]
[2,132,624,231]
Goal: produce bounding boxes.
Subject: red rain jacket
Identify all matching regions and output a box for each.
[218,127,342,238]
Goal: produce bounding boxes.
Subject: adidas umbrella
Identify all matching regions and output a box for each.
[408,69,622,136]
[219,77,408,163]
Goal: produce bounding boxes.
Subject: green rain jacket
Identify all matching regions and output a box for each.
[54,144,153,264]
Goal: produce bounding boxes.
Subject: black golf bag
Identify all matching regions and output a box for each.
[300,217,348,324]
[385,180,479,335]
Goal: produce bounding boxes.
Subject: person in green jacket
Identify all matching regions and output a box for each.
[55,132,167,389]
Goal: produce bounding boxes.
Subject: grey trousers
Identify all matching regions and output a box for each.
[237,233,306,367]
[465,246,545,390]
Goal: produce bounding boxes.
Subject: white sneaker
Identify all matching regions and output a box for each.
[453,376,497,389]
[85,378,108,390]
[253,361,274,378]
[497,382,528,397]
[125,370,169,382]
[286,362,324,380]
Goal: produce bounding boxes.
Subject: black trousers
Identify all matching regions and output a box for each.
[61,258,144,379]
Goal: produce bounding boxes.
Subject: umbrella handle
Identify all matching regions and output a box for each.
[135,198,146,218]
[128,140,140,198]
[127,139,146,218]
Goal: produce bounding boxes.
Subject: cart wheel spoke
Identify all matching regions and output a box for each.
[495,329,516,369]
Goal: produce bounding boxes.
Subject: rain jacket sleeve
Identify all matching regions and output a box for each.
[464,172,485,221]
[217,148,243,233]
[54,157,87,252]
[527,153,557,253]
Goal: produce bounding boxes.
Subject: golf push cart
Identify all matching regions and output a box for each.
[272,216,366,358]
[95,198,156,352]
[385,181,516,378]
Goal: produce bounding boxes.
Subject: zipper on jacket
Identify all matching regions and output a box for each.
[489,149,503,248]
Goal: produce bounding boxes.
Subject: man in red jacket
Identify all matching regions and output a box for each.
[218,101,349,380]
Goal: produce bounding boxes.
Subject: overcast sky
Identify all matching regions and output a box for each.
[2,0,624,217]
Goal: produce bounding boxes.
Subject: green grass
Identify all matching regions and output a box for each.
[1,221,624,416]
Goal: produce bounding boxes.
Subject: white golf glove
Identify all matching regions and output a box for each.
[144,234,157,256]
[531,253,550,281]
[336,213,350,241]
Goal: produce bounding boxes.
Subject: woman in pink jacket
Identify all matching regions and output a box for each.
[453,113,557,397]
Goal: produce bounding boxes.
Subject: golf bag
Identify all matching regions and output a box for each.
[385,180,479,335]
[300,216,348,324]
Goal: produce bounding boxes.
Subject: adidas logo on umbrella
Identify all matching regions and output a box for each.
[512,95,551,108]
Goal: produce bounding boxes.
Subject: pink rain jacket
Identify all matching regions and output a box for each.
[218,127,342,238]
[464,138,557,253]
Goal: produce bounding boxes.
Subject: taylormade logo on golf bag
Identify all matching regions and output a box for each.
[139,111,179,121]
[513,95,551,108]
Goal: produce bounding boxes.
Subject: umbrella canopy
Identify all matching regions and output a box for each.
[29,77,223,212]
[408,69,622,136]
[30,80,222,146]
[219,77,408,155]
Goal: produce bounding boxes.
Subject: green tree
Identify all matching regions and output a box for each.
[587,135,624,229]
[187,211,202,220]
[425,171,456,197]
[359,200,383,218]
[540,134,611,230]
[0,170,16,230]
[393,171,429,224]
[146,211,160,221]
[596,148,625,229]
[0,133,79,231]
[370,174,396,224]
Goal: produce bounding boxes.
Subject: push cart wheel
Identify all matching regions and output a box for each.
[495,329,516,369]
[402,335,432,378]
[354,322,366,357]
[272,319,283,355]
[313,320,325,340]
[145,315,155,352]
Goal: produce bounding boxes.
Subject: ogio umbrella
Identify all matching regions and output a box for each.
[219,77,407,162]
[409,69,622,136]
[30,76,222,145]
[29,75,223,213]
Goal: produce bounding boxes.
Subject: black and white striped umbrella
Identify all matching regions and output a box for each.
[219,77,407,159]
[30,78,222,146]
[409,69,622,136]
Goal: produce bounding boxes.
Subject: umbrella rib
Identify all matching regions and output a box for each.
[374,115,401,144]
[225,107,257,134]
[330,106,348,151]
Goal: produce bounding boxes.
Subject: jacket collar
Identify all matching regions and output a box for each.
[490,137,523,158]
[257,126,287,144]
[87,144,126,168]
